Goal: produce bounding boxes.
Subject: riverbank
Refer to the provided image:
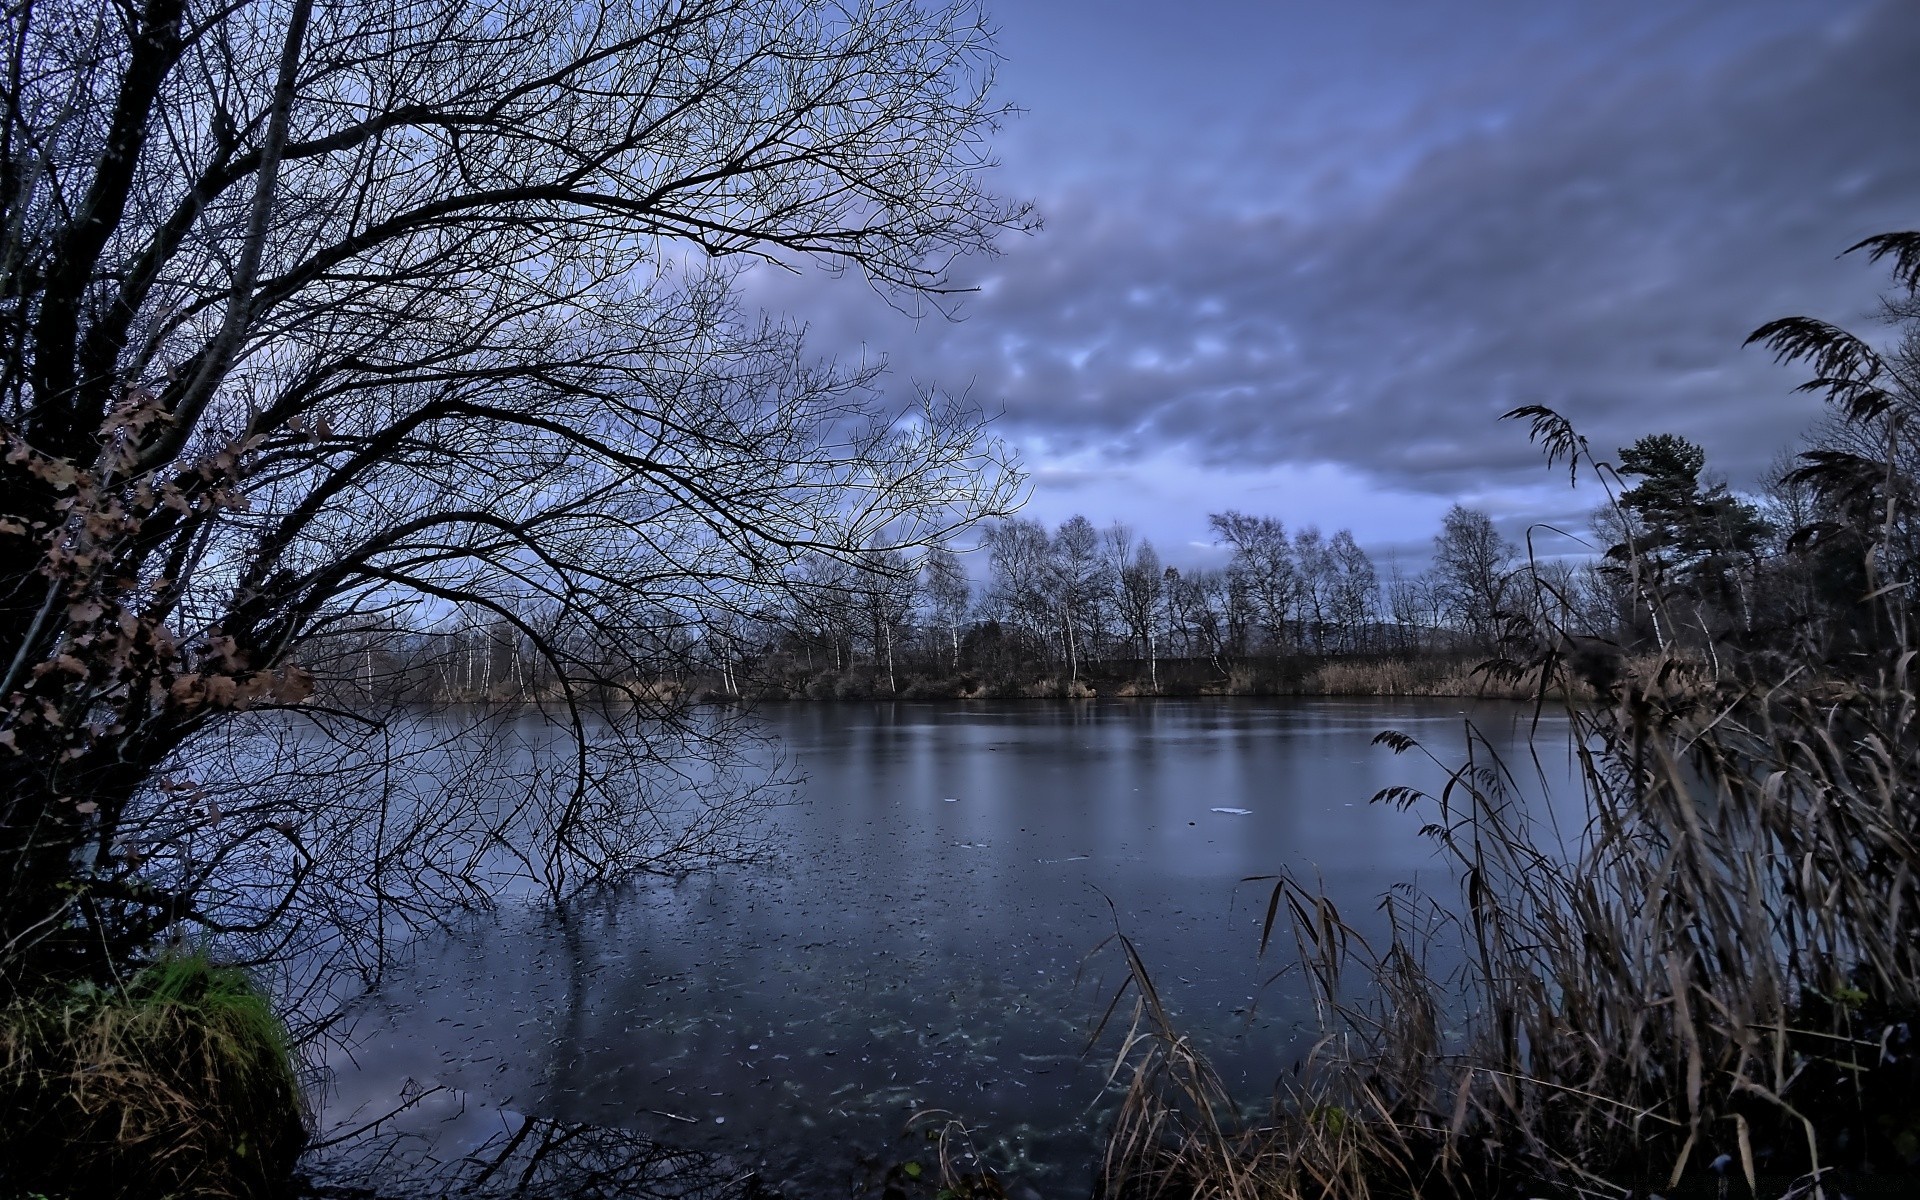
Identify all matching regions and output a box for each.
[693,652,1580,703]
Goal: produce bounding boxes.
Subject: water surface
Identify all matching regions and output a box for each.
[318,698,1576,1195]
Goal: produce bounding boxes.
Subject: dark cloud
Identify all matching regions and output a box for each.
[747,0,1919,504]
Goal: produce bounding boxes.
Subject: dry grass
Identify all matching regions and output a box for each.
[0,951,306,1199]
[1296,657,1539,698]
[1099,648,1920,1199]
[1097,399,1920,1199]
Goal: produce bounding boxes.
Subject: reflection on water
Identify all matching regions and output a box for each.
[312,699,1576,1195]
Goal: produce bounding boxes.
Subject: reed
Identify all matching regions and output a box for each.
[1097,406,1920,1199]
[1295,656,1587,699]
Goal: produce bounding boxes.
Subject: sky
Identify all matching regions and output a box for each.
[745,0,1920,570]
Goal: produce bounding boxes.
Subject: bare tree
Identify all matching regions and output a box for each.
[854,547,916,692]
[1431,504,1518,649]
[1108,526,1163,688]
[0,0,1027,990]
[1383,556,1431,653]
[1293,526,1335,650]
[1326,529,1378,652]
[981,516,1055,664]
[785,554,862,673]
[1208,511,1296,651]
[920,545,971,673]
[1048,514,1107,685]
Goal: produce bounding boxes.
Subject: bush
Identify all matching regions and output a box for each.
[832,672,877,700]
[804,671,843,699]
[0,952,306,1199]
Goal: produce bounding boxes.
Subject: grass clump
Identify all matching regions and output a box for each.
[1102,655,1920,1200]
[0,950,306,1200]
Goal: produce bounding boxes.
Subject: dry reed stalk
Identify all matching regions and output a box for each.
[1097,404,1920,1200]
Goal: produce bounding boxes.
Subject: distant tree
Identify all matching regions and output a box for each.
[1384,557,1430,653]
[1327,530,1379,651]
[1208,511,1296,650]
[921,547,972,673]
[788,556,863,673]
[855,549,917,693]
[1162,564,1224,662]
[1293,527,1335,650]
[1609,434,1769,644]
[1619,436,1767,577]
[982,518,1056,663]
[1758,447,1820,553]
[1048,515,1109,685]
[1432,505,1518,649]
[1162,565,1194,658]
[1110,529,1164,687]
[1197,569,1243,663]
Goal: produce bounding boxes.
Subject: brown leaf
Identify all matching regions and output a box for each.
[275,664,315,703]
[29,458,79,489]
[206,634,243,670]
[67,601,103,624]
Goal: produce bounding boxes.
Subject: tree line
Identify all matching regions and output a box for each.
[297,499,1623,700]
[298,358,1901,705]
[687,395,1908,696]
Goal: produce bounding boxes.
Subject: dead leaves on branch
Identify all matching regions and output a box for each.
[163,666,313,712]
[0,396,308,759]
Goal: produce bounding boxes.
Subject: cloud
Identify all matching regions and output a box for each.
[746,0,1920,507]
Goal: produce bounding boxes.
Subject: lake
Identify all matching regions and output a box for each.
[312,698,1578,1196]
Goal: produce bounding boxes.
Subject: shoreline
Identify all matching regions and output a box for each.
[366,654,1588,708]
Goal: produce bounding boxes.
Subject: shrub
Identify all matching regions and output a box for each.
[804,671,843,700]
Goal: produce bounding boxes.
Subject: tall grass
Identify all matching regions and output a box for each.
[1097,418,1920,1199]
[0,950,306,1199]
